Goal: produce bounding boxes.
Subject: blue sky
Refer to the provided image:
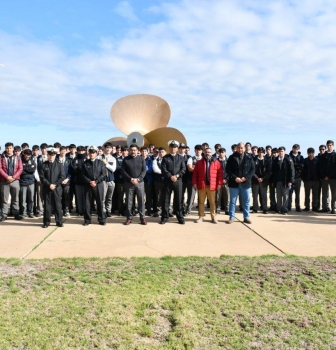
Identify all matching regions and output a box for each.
[1,0,336,153]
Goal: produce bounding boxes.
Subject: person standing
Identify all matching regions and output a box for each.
[57,146,72,217]
[226,142,255,224]
[192,148,223,223]
[271,146,295,215]
[152,147,167,217]
[140,147,154,216]
[19,149,36,218]
[288,144,305,212]
[216,148,230,215]
[251,147,272,214]
[302,148,319,211]
[81,146,107,226]
[101,142,116,218]
[160,140,186,225]
[122,144,147,225]
[319,140,336,213]
[0,142,23,221]
[39,147,65,228]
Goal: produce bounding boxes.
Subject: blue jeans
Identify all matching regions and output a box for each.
[229,184,250,219]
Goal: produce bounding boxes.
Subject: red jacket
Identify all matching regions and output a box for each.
[192,157,223,190]
[0,153,23,182]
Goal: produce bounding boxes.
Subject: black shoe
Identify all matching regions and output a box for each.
[252,209,258,213]
[0,215,7,222]
[28,213,35,218]
[287,208,292,212]
[239,207,243,211]
[56,222,64,227]
[35,213,42,217]
[184,210,191,216]
[225,211,229,215]
[83,222,90,226]
[275,210,280,214]
[312,207,319,212]
[15,215,23,220]
[42,224,49,228]
[160,219,167,225]
[99,222,106,226]
[330,210,336,214]
[303,208,310,211]
[106,212,112,217]
[178,218,185,225]
[263,210,268,214]
[169,213,174,217]
[296,207,302,212]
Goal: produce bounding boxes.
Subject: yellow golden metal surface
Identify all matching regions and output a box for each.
[144,127,187,148]
[110,94,171,135]
[104,136,127,147]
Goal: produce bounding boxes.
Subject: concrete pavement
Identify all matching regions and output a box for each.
[0,207,335,259]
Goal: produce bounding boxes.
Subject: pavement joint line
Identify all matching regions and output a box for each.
[235,217,286,255]
[21,218,68,260]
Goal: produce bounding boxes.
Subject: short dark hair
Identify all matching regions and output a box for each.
[202,142,209,148]
[319,145,326,150]
[251,146,258,150]
[21,142,29,148]
[272,148,278,153]
[5,142,14,148]
[121,146,128,152]
[194,144,203,151]
[14,146,21,152]
[258,147,265,153]
[292,144,300,149]
[218,148,226,153]
[278,146,286,151]
[77,145,86,152]
[140,146,148,151]
[231,144,237,150]
[158,147,166,151]
[103,142,113,148]
[266,145,272,150]
[69,144,76,149]
[148,144,155,147]
[327,140,334,146]
[32,145,40,151]
[60,146,66,151]
[214,143,221,149]
[307,147,315,154]
[129,144,139,150]
[40,143,48,149]
[54,142,61,148]
[116,145,121,150]
[245,142,251,147]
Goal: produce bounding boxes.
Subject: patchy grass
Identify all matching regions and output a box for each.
[0,256,335,349]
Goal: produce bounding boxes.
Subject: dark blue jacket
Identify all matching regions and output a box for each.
[288,151,304,179]
[271,155,295,187]
[143,157,154,184]
[20,157,36,186]
[56,156,72,187]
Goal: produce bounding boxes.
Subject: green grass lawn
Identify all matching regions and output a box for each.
[0,256,335,349]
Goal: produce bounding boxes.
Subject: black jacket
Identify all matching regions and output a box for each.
[39,161,65,187]
[319,151,336,179]
[302,157,319,182]
[161,153,186,181]
[122,155,146,182]
[252,157,272,184]
[271,156,295,187]
[81,159,106,185]
[226,152,255,188]
[56,156,72,187]
[288,151,304,179]
[69,154,87,185]
[218,157,229,182]
[114,155,125,183]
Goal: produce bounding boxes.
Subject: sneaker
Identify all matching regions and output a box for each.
[64,212,71,217]
[0,215,7,222]
[194,217,203,223]
[225,211,229,215]
[35,213,42,217]
[282,212,288,215]
[303,208,310,212]
[226,218,235,224]
[212,219,218,224]
[296,207,302,212]
[153,212,159,217]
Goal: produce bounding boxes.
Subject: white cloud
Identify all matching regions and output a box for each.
[1,0,336,149]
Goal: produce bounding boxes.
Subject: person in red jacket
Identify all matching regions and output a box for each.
[0,142,23,221]
[192,147,223,223]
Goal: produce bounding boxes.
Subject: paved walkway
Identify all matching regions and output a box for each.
[1,208,335,259]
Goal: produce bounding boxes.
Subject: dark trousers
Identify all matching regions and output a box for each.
[61,185,71,212]
[288,178,302,209]
[269,183,276,209]
[69,181,76,211]
[154,181,165,212]
[124,182,145,220]
[216,184,229,211]
[304,180,319,209]
[84,183,106,224]
[144,182,153,214]
[252,182,268,211]
[115,182,125,215]
[43,186,63,225]
[162,179,183,220]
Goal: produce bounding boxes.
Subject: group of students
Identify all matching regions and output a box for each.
[0,139,334,227]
